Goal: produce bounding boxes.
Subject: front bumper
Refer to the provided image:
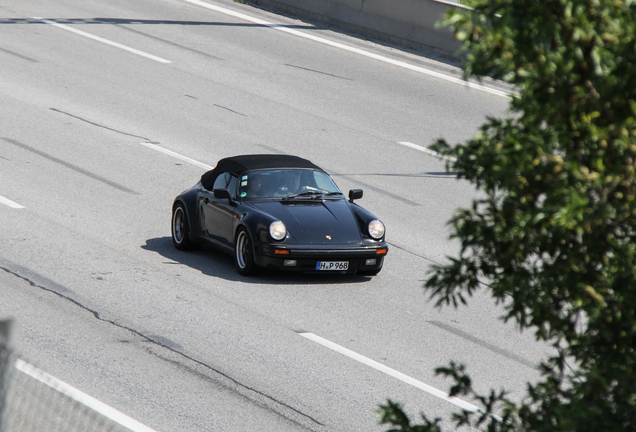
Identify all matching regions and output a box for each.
[254,242,388,273]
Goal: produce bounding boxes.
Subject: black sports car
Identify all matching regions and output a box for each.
[171,154,388,276]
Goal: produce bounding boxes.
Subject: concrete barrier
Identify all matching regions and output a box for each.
[251,0,470,57]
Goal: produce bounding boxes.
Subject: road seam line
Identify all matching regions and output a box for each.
[141,141,455,175]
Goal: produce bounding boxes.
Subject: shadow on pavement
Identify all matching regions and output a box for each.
[142,237,373,285]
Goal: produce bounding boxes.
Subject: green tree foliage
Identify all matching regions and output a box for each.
[379,0,636,430]
[458,0,481,7]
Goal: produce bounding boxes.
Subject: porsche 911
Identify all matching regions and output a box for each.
[171,154,388,276]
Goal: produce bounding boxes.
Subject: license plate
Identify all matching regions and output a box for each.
[316,261,349,271]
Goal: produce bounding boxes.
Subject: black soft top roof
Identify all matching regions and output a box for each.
[201,154,324,189]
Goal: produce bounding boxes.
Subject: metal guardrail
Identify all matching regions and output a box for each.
[0,320,153,432]
[250,0,466,57]
[0,320,13,432]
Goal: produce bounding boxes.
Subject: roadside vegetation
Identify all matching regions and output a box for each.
[379,0,636,430]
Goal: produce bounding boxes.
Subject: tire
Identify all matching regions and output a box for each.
[234,228,257,276]
[358,264,382,276]
[358,270,380,276]
[172,203,199,250]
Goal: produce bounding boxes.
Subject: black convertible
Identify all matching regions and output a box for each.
[171,154,388,276]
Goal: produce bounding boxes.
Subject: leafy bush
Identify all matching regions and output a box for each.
[380,0,636,431]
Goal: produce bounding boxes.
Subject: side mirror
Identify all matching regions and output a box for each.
[213,188,231,199]
[213,188,238,206]
[348,189,363,203]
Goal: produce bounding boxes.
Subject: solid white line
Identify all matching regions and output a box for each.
[398,141,458,162]
[33,17,172,64]
[140,143,213,170]
[0,195,25,209]
[15,359,158,432]
[299,332,480,412]
[182,0,510,98]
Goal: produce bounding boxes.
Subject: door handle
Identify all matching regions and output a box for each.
[204,198,209,204]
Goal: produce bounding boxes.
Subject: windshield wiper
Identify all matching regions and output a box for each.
[282,191,323,200]
[283,191,344,200]
[321,192,343,198]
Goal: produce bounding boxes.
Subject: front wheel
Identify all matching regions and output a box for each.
[234,228,257,276]
[358,264,382,276]
[172,203,199,250]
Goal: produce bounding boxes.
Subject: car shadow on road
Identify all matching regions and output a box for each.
[142,237,374,285]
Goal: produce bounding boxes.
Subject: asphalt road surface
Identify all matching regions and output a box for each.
[1,1,546,431]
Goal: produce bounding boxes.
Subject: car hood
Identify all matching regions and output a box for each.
[251,199,362,245]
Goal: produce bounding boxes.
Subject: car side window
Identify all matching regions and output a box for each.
[212,172,238,198]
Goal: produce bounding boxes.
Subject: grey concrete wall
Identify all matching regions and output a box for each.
[251,0,469,57]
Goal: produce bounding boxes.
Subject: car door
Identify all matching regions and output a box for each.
[200,172,238,248]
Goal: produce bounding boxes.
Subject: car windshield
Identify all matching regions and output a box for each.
[238,169,342,200]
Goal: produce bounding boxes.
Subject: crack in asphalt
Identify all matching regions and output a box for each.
[329,172,421,207]
[284,63,352,81]
[387,241,444,265]
[428,320,539,370]
[144,348,318,431]
[0,46,38,62]
[388,242,492,289]
[2,137,138,195]
[1,264,325,428]
[49,108,152,141]
[212,104,247,116]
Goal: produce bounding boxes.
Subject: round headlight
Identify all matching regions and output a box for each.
[269,221,286,241]
[368,220,385,240]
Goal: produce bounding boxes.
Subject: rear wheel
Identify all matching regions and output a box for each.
[172,203,199,250]
[234,228,257,276]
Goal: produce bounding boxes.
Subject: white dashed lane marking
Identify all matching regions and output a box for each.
[16,359,158,432]
[33,17,172,64]
[0,195,24,209]
[140,143,213,170]
[183,0,511,98]
[397,141,458,162]
[299,332,481,412]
